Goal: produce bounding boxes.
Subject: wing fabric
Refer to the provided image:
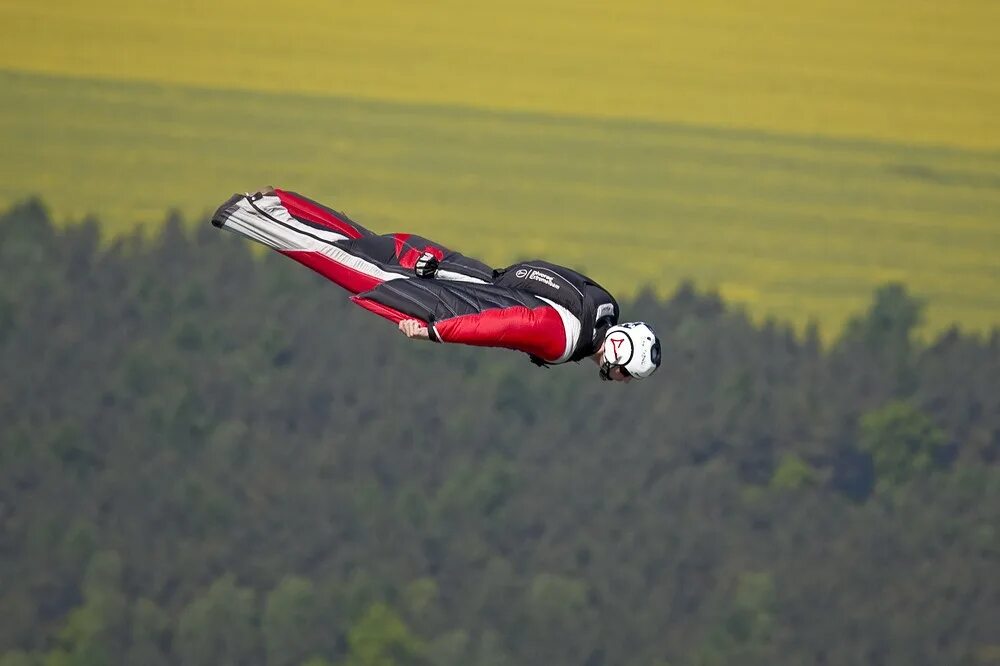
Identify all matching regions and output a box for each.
[351,280,577,363]
[274,189,374,239]
[271,191,493,281]
[212,192,491,294]
[212,189,581,363]
[212,191,394,294]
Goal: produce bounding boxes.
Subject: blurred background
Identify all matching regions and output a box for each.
[1,2,998,665]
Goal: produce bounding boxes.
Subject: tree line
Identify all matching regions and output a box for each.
[0,199,998,666]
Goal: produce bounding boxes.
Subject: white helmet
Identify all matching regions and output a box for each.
[600,322,661,380]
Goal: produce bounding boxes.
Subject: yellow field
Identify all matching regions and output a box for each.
[2,71,998,337]
[2,1,998,335]
[1,0,998,149]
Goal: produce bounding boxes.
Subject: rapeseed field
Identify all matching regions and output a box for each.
[1,1,997,334]
[3,0,997,147]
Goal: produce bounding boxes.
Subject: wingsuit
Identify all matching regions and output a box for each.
[211,189,620,366]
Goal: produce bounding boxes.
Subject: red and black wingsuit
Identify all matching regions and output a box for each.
[211,189,620,365]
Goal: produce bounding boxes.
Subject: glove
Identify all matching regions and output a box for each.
[414,251,440,278]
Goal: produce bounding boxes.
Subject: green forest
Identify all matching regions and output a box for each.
[1,200,998,666]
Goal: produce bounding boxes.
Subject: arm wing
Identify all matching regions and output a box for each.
[350,281,578,363]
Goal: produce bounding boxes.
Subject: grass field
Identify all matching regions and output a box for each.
[3,70,998,336]
[1,0,998,149]
[2,0,998,334]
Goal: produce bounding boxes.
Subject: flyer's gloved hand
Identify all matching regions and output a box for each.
[414,252,440,278]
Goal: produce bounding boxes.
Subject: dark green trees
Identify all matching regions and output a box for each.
[0,202,998,666]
